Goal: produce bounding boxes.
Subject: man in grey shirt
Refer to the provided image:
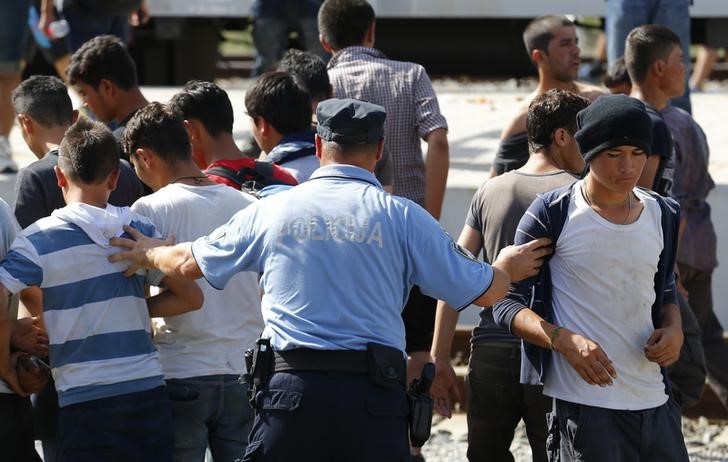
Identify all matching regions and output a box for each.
[431,89,589,462]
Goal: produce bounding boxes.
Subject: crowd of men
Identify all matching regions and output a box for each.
[0,0,722,461]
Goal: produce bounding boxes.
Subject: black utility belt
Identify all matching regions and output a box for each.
[273,349,369,374]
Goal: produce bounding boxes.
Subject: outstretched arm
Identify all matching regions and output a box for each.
[109,226,202,279]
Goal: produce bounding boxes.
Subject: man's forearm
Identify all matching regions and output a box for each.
[510,307,557,350]
[148,243,202,279]
[661,303,682,330]
[431,301,459,360]
[424,128,449,220]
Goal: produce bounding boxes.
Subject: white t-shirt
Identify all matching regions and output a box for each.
[132,183,264,379]
[543,181,668,410]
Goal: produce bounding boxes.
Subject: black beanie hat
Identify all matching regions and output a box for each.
[574,94,653,163]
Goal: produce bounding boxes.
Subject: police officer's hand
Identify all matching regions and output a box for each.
[430,357,461,418]
[109,225,176,277]
[552,328,617,387]
[644,325,683,366]
[493,237,552,282]
[0,352,29,397]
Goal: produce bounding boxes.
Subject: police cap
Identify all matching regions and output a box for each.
[316,98,386,144]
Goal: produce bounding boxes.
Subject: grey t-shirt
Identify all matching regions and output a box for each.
[466,170,576,344]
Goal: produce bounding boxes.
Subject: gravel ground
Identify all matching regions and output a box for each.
[420,414,728,461]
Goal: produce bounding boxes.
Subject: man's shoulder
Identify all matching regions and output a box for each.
[574,81,607,101]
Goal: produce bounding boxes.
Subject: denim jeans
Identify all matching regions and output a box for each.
[0,0,29,73]
[251,12,327,76]
[166,375,254,462]
[57,385,174,462]
[466,342,552,462]
[605,0,692,113]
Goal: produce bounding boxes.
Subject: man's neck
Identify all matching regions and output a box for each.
[630,82,669,111]
[519,151,564,175]
[204,134,244,165]
[113,88,148,124]
[32,133,65,159]
[62,188,109,209]
[537,72,579,95]
[160,160,213,189]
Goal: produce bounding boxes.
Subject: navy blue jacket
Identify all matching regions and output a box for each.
[492,183,680,386]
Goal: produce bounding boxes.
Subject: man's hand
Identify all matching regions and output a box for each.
[0,352,29,397]
[129,0,150,26]
[493,238,552,282]
[430,356,461,418]
[645,326,683,366]
[11,317,48,357]
[109,225,175,277]
[553,328,617,386]
[16,354,50,394]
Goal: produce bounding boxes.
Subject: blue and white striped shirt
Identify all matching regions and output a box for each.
[0,203,165,407]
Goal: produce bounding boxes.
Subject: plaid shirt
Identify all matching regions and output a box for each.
[327,46,448,204]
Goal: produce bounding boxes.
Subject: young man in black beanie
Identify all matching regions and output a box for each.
[493,94,688,461]
[430,89,589,462]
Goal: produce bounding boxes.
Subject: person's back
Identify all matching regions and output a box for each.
[122,102,263,461]
[320,0,448,206]
[0,118,201,462]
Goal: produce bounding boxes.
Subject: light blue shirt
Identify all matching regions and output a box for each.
[191,164,493,353]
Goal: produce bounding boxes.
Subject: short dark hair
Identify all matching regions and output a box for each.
[526,89,590,153]
[122,102,192,164]
[245,71,312,135]
[11,75,73,127]
[169,80,234,137]
[58,118,120,184]
[604,56,632,89]
[318,0,375,51]
[67,35,138,90]
[523,16,574,62]
[625,24,682,84]
[277,49,331,102]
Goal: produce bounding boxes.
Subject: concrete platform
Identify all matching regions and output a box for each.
[3,82,728,327]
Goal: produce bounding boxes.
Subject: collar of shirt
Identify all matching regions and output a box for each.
[327,46,387,69]
[309,164,383,189]
[266,130,316,165]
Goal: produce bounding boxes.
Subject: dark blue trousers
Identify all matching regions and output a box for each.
[547,398,688,462]
[57,386,173,462]
[243,371,411,461]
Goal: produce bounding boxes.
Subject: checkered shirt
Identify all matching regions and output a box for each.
[327,46,448,204]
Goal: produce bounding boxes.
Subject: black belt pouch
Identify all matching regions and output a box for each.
[366,342,406,389]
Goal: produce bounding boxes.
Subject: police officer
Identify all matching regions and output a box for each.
[109,98,551,461]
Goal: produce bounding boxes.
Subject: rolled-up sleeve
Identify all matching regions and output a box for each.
[493,196,552,331]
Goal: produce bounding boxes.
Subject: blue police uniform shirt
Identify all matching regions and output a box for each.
[191,164,494,353]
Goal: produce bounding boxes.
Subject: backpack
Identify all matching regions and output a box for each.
[204,159,297,197]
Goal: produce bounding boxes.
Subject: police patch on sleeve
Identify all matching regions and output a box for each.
[453,241,478,262]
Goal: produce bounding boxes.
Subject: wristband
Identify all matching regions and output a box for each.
[549,326,563,351]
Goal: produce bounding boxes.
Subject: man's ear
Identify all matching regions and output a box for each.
[315,134,323,160]
[135,147,153,168]
[319,34,334,53]
[71,109,79,123]
[17,114,34,135]
[183,119,201,142]
[106,167,121,191]
[257,117,272,138]
[364,21,376,47]
[651,59,667,78]
[553,127,569,147]
[98,78,115,98]
[54,165,67,189]
[532,49,545,65]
